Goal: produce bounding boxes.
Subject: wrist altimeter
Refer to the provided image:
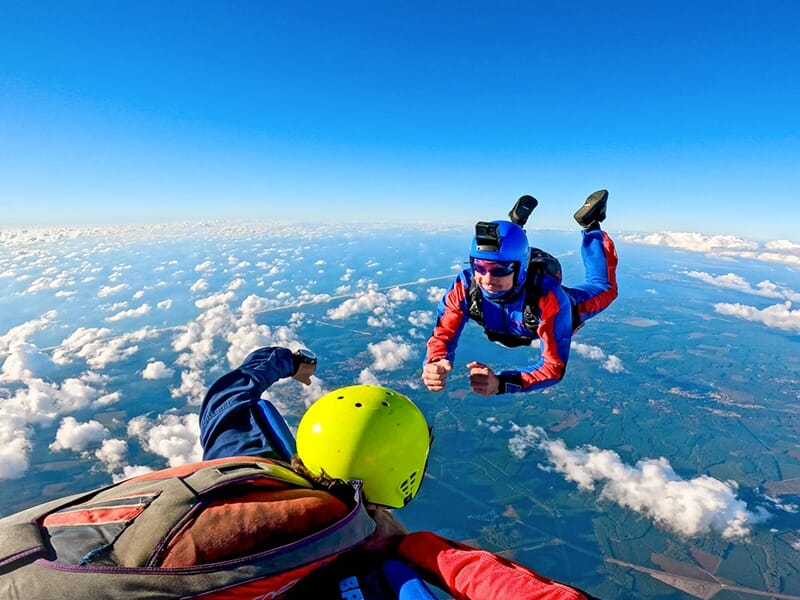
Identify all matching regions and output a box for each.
[292,348,317,373]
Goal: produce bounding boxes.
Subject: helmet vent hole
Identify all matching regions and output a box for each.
[354,402,362,408]
[381,401,389,407]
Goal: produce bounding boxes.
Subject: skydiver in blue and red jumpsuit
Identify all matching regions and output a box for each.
[422,190,618,396]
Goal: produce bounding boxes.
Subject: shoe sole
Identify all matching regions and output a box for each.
[574,189,608,226]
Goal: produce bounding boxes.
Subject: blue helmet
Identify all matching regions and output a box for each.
[469,220,530,298]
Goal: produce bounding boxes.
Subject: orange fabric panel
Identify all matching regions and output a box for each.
[159,489,349,567]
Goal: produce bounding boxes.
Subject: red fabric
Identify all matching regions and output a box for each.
[425,279,468,364]
[43,500,153,527]
[398,531,588,600]
[160,488,349,567]
[520,288,567,387]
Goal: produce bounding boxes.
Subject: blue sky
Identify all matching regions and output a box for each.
[1,1,798,240]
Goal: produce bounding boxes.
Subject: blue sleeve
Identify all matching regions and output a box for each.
[199,346,296,460]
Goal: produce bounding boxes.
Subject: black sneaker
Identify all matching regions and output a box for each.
[573,189,608,230]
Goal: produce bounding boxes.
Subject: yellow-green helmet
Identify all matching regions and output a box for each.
[296,385,431,508]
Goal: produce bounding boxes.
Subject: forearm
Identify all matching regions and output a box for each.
[199,346,295,459]
[397,531,588,600]
[425,278,469,364]
[499,360,566,393]
[500,292,571,393]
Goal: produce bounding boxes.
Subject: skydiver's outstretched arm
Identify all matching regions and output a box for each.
[398,530,595,600]
[494,278,572,394]
[199,346,314,460]
[423,271,471,379]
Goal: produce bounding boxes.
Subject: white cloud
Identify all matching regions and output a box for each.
[0,342,56,382]
[26,273,72,293]
[128,412,202,467]
[49,416,108,452]
[0,310,57,355]
[170,369,208,405]
[367,314,394,328]
[623,232,800,268]
[327,288,389,320]
[106,303,152,322]
[0,361,125,481]
[58,375,115,411]
[196,291,237,310]
[621,232,758,254]
[368,338,416,371]
[98,283,129,297]
[227,278,246,290]
[142,360,174,380]
[241,294,268,315]
[765,240,800,252]
[358,368,380,385]
[387,287,417,302]
[408,310,434,328]
[7,372,113,422]
[571,342,624,373]
[190,278,209,292]
[756,252,800,267]
[53,326,154,369]
[112,464,155,483]
[427,286,446,304]
[714,300,800,333]
[508,424,768,540]
[0,417,32,479]
[684,270,800,302]
[194,260,215,272]
[95,438,128,474]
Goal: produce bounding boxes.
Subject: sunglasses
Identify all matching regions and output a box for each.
[470,258,516,277]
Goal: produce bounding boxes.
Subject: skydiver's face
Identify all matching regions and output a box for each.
[471,259,515,294]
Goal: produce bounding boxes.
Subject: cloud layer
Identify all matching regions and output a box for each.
[623,231,800,268]
[509,424,768,540]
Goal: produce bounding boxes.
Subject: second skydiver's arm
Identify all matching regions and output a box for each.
[423,273,470,391]
[496,280,573,393]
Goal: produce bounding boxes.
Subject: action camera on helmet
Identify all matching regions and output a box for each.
[474,222,501,252]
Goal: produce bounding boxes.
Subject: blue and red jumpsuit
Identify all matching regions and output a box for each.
[425,230,618,393]
[200,346,593,600]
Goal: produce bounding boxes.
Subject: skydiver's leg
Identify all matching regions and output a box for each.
[567,228,619,326]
